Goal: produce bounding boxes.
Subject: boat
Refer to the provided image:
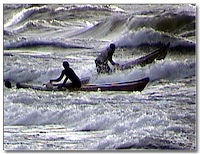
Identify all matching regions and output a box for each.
[80,77,149,92]
[115,42,170,71]
[15,77,90,91]
[16,77,149,92]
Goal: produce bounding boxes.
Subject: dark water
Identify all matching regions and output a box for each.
[3,4,196,150]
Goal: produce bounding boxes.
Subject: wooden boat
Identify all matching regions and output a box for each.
[80,77,149,92]
[16,77,149,92]
[115,42,170,71]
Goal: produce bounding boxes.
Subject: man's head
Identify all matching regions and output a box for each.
[63,61,69,69]
[5,80,11,88]
[110,43,115,51]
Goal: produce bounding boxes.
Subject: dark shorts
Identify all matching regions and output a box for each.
[72,82,81,88]
[95,60,111,74]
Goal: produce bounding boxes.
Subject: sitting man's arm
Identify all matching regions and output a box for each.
[50,70,64,83]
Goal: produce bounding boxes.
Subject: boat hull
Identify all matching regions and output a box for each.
[116,42,170,70]
[16,77,150,92]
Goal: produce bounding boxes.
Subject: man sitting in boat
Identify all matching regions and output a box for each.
[95,43,119,74]
[50,61,81,89]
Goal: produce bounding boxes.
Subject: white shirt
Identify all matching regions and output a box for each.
[96,47,113,63]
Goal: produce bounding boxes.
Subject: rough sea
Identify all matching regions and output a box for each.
[3,4,196,151]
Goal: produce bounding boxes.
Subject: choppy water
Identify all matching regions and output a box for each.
[3,4,196,150]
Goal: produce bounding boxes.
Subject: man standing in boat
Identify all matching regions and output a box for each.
[50,61,81,89]
[95,43,119,74]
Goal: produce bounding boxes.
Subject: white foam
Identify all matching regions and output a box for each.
[4,6,48,28]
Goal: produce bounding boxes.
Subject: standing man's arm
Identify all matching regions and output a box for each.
[108,52,119,66]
